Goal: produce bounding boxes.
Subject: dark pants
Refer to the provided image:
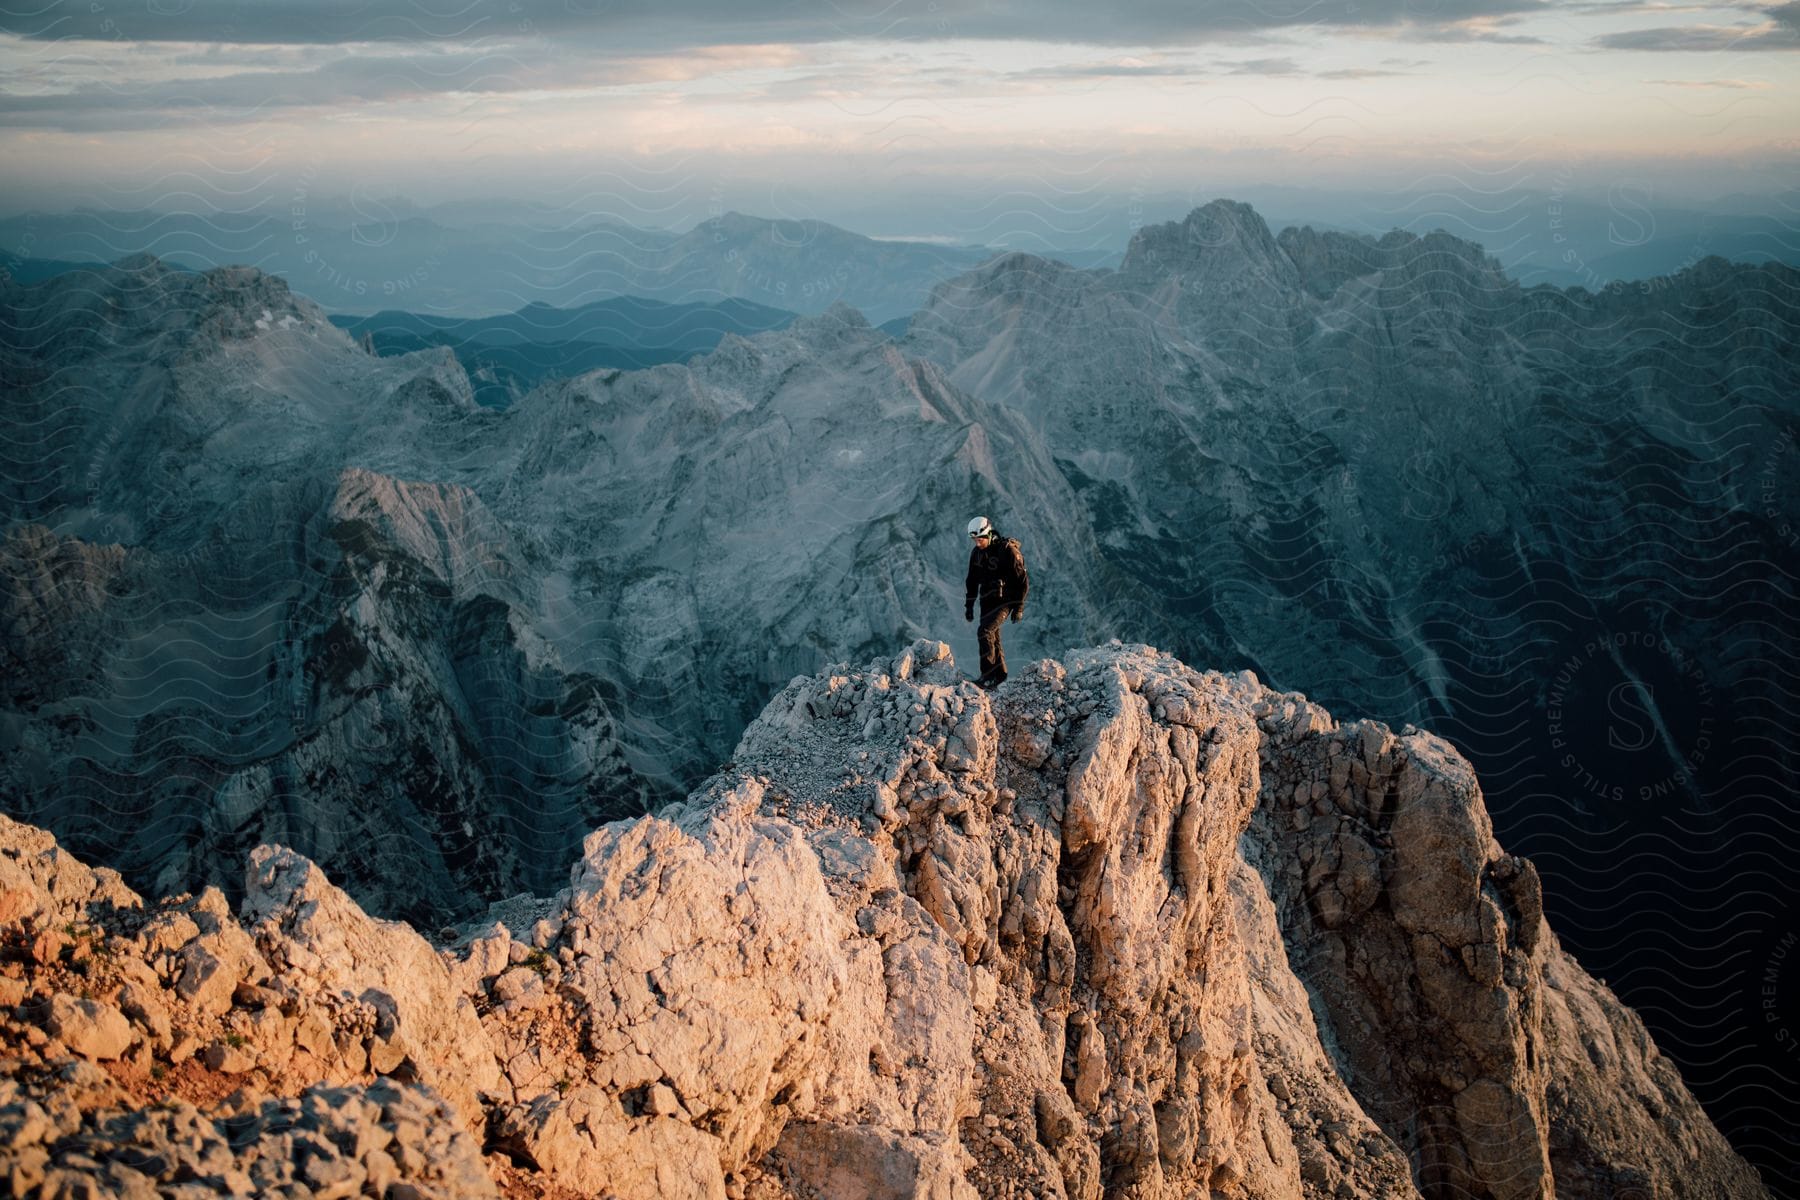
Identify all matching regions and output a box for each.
[977,602,1009,680]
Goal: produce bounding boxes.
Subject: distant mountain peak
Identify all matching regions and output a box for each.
[1121,197,1295,283]
[705,210,826,237]
[1,254,337,364]
[964,249,1079,289]
[817,299,870,328]
[112,251,171,274]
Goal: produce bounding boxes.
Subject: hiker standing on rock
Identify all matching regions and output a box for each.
[964,516,1029,688]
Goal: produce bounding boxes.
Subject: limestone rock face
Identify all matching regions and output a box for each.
[240,844,502,1128]
[0,812,141,929]
[0,643,1767,1199]
[1241,686,1768,1200]
[1535,944,1770,1199]
[0,525,128,709]
[1245,698,1554,1197]
[1229,859,1417,1199]
[444,640,1767,1199]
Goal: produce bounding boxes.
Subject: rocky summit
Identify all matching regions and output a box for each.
[0,642,1765,1199]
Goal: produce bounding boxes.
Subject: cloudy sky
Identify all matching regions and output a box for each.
[1,0,1795,240]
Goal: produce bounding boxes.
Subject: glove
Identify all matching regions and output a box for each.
[1010,607,1023,623]
[964,603,974,623]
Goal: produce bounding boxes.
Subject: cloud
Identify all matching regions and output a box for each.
[0,38,828,130]
[0,47,679,130]
[1557,1,1725,11]
[0,0,1550,47]
[1592,3,1800,49]
[1316,67,1410,78]
[1594,23,1798,48]
[1220,57,1303,75]
[1010,58,1206,80]
[166,44,343,68]
[1646,76,1771,85]
[1395,19,1548,43]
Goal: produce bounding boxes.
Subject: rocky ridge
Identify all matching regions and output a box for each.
[0,643,1764,1199]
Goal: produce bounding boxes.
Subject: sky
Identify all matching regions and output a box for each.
[0,0,1797,243]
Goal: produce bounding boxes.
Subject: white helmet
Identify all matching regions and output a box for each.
[968,516,994,540]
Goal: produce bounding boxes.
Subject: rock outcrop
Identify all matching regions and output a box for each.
[1243,690,1764,1199]
[0,643,1765,1198]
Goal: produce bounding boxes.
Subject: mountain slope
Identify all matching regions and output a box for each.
[0,642,1767,1199]
[0,257,1146,922]
[328,294,801,408]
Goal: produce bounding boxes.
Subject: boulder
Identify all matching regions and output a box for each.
[40,995,133,1061]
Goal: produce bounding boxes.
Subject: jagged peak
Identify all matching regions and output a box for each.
[1120,197,1295,281]
[329,463,484,509]
[694,297,882,368]
[1271,220,1514,300]
[44,252,310,313]
[1188,196,1272,230]
[0,252,341,366]
[700,209,836,240]
[973,247,1078,278]
[321,466,519,599]
[913,248,1084,314]
[814,298,872,329]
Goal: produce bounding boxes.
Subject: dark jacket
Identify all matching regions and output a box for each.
[966,535,1029,615]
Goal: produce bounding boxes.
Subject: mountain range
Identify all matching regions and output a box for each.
[6,193,1794,320]
[1,199,1796,1189]
[0,208,1008,322]
[329,295,800,408]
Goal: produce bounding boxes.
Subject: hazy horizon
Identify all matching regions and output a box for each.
[6,179,1795,322]
[3,176,1797,236]
[2,0,1796,263]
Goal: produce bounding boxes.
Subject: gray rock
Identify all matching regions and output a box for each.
[0,1067,496,1199]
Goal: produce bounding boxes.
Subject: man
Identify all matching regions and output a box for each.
[963,515,1028,688]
